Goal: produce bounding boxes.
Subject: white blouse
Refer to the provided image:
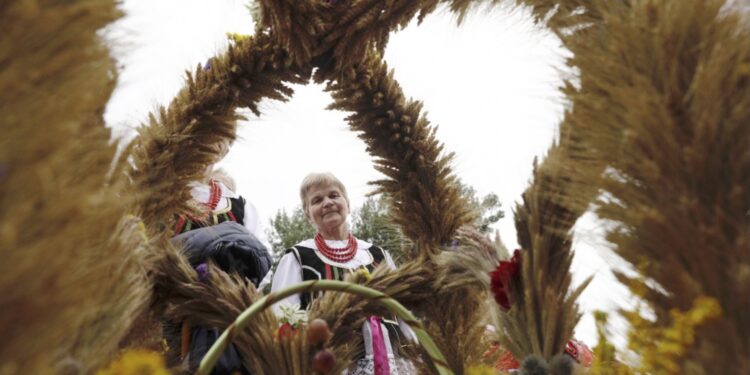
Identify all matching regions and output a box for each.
[263,238,417,345]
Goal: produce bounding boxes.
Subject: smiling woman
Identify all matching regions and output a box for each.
[302,172,351,241]
[267,172,416,374]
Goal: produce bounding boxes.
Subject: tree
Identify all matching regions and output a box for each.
[351,195,409,261]
[457,181,505,234]
[266,207,315,259]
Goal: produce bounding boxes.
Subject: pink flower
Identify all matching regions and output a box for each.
[489,250,522,311]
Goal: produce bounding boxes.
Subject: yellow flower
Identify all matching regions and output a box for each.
[97,350,169,375]
[466,364,498,375]
[227,32,250,42]
[355,268,372,281]
[626,296,722,375]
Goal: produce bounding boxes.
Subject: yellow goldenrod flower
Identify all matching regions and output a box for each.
[626,296,722,375]
[466,364,498,375]
[355,267,372,281]
[97,350,169,375]
[226,32,250,42]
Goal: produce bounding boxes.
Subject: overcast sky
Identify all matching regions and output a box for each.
[105,0,632,349]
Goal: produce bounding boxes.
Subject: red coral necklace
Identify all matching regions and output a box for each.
[314,232,358,263]
[203,179,222,213]
[174,179,223,234]
[188,179,221,222]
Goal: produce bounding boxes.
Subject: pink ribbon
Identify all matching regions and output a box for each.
[369,316,390,375]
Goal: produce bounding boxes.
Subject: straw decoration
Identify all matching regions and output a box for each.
[326,51,475,253]
[128,33,311,238]
[1,0,153,372]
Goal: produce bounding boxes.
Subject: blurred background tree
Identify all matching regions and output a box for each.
[266,207,315,259]
[457,181,504,234]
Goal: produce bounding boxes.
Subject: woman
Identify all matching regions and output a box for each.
[270,172,414,375]
[169,164,273,374]
[174,137,270,247]
[174,166,268,247]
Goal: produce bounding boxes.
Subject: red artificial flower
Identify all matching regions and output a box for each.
[496,348,521,370]
[483,342,521,371]
[489,249,522,311]
[565,339,594,367]
[482,342,500,359]
[276,322,298,341]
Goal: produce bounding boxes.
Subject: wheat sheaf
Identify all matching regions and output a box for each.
[3,0,748,374]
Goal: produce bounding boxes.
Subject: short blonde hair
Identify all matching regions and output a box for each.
[210,168,236,191]
[299,172,350,218]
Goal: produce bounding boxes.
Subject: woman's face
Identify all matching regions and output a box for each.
[305,183,349,235]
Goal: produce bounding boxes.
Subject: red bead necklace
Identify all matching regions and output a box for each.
[314,232,358,263]
[188,179,222,222]
[174,180,223,234]
[203,179,222,212]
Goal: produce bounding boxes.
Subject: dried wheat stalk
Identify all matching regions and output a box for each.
[326,51,475,252]
[0,1,153,372]
[127,33,311,239]
[515,0,750,371]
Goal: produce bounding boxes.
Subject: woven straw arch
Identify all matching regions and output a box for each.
[128,1,486,256]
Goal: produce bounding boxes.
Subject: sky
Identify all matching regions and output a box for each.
[105,0,633,349]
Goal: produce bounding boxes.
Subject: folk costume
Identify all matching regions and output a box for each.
[168,179,272,375]
[270,237,416,375]
[174,179,270,249]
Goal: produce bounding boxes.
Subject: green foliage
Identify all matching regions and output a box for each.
[266,207,315,258]
[457,181,504,234]
[351,195,408,261]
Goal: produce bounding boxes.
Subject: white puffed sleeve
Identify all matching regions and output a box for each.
[268,252,303,316]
